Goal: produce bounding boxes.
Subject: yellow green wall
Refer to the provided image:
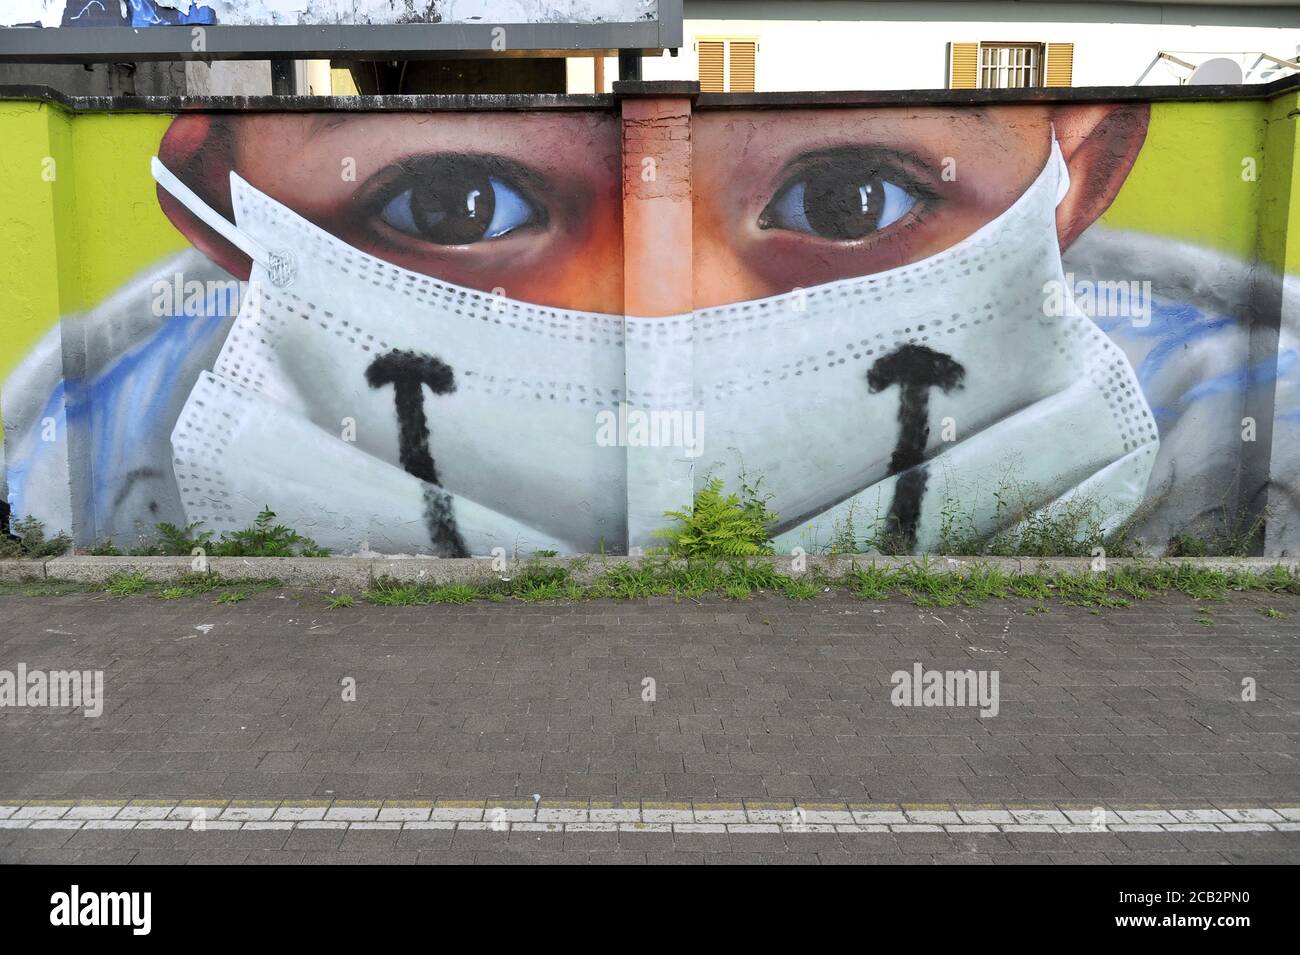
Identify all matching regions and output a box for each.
[0,103,184,383]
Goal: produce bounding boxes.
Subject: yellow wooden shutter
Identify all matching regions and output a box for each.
[729,40,756,92]
[698,40,724,92]
[949,42,979,89]
[1045,42,1074,87]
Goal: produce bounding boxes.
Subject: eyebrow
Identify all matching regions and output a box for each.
[772,143,937,180]
[308,114,352,137]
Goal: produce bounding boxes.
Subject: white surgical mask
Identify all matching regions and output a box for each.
[155,157,626,555]
[687,139,1160,552]
[152,138,1157,557]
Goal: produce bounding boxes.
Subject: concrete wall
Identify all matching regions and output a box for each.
[1,80,1297,556]
[0,61,190,96]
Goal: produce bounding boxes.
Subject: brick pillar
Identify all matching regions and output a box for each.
[616,81,699,552]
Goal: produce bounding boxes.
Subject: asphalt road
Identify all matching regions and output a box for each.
[1,587,1297,863]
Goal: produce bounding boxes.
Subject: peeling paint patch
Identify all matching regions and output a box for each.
[1,0,215,28]
[63,0,117,26]
[2,0,656,28]
[2,0,67,28]
[126,1,216,28]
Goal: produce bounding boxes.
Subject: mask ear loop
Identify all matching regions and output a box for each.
[151,156,297,288]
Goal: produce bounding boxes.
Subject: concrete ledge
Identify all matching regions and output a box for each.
[0,558,51,581]
[2,554,1296,589]
[613,80,700,99]
[41,556,196,582]
[5,72,1298,112]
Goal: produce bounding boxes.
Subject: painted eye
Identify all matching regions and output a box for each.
[379,161,538,245]
[761,162,919,240]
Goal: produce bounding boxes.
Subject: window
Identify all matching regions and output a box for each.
[949,42,1074,89]
[697,37,757,92]
[979,43,1043,88]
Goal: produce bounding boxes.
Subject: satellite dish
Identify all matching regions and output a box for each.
[1189,58,1243,85]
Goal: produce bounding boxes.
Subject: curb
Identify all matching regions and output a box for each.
[1,554,1297,588]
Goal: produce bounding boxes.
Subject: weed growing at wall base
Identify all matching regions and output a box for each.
[10,508,331,559]
[210,507,331,557]
[814,478,1274,562]
[656,477,777,558]
[100,572,281,603]
[128,507,330,558]
[5,555,1297,611]
[0,516,72,559]
[0,481,1275,563]
[345,558,1300,609]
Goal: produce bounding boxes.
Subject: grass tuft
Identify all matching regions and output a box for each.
[103,572,150,597]
[43,557,1300,614]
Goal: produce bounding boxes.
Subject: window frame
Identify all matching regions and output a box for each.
[977,41,1046,89]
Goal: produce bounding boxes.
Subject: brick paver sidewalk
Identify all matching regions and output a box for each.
[1,587,1297,863]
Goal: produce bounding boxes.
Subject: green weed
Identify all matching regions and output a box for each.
[895,560,963,607]
[103,572,150,597]
[1053,572,1129,608]
[960,564,1010,605]
[430,584,479,604]
[781,578,819,600]
[0,516,73,559]
[656,477,776,558]
[846,564,898,600]
[1008,574,1051,600]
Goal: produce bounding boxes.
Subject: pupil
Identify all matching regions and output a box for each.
[802,170,884,240]
[410,167,496,245]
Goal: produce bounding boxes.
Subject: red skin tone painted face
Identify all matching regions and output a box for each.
[159,111,627,313]
[158,103,1146,314]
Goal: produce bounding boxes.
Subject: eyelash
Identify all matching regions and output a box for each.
[359,155,547,246]
[763,149,942,240]
[350,149,941,251]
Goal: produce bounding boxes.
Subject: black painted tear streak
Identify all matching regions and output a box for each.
[868,344,966,551]
[366,348,469,558]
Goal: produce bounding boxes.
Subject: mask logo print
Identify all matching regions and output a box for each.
[867,344,966,550]
[365,349,469,557]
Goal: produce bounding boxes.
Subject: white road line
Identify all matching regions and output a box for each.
[0,818,1297,836]
[1,801,1298,836]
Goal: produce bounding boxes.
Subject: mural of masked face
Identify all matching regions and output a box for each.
[687,106,1158,554]
[157,112,629,555]
[150,103,1153,556]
